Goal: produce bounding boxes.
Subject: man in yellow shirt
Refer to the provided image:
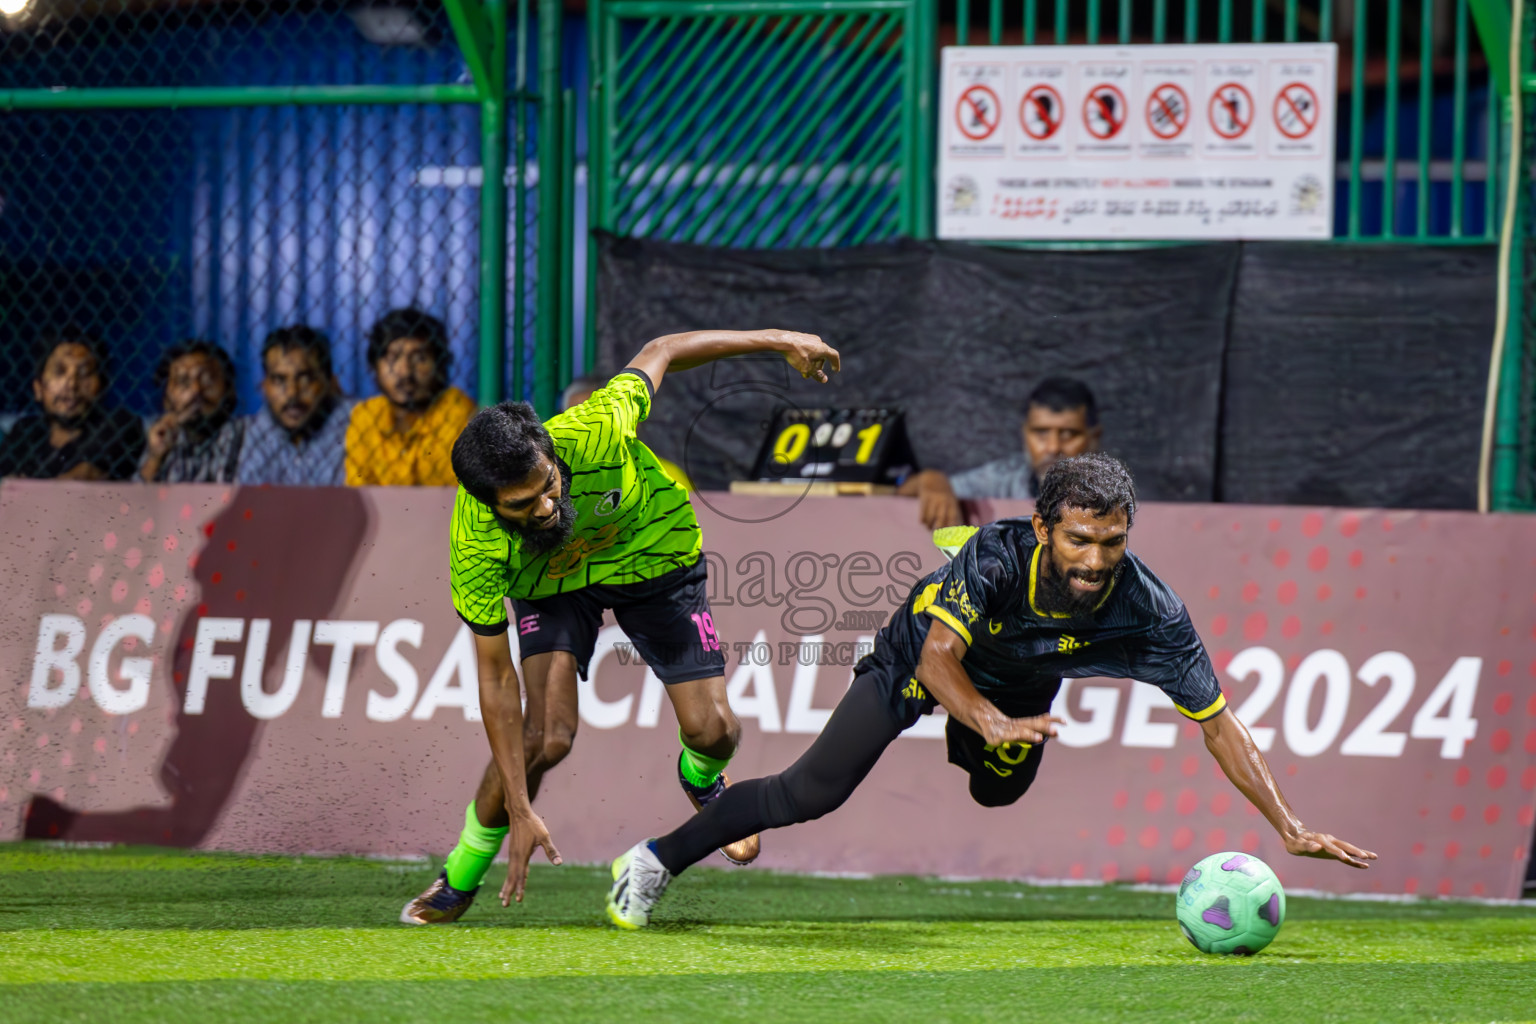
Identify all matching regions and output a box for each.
[346,309,476,486]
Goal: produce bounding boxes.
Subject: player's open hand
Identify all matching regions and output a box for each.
[1283,829,1377,869]
[768,330,840,383]
[501,807,562,906]
[980,712,1065,747]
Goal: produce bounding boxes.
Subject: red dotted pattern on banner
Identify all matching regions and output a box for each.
[2,493,232,819]
[1060,508,1536,900]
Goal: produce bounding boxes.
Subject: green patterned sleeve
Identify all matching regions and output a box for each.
[449,486,513,635]
[547,370,654,461]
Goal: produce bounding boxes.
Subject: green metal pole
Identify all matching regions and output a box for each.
[1452,0,1469,237]
[1347,0,1366,238]
[913,0,936,238]
[1,84,479,110]
[534,0,563,419]
[1492,101,1523,508]
[1491,8,1532,508]
[561,86,577,384]
[1418,0,1434,238]
[478,0,509,406]
[1384,0,1401,238]
[583,0,605,378]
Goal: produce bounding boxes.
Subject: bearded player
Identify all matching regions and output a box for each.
[402,328,840,924]
[606,453,1376,927]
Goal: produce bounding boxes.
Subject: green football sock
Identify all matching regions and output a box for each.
[443,801,509,892]
[678,730,732,789]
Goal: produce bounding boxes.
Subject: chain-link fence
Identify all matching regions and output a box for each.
[0,0,561,485]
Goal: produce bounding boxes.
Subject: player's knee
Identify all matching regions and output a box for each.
[542,724,575,767]
[968,781,1026,808]
[681,705,739,757]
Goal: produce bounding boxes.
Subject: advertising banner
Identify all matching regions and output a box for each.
[938,44,1337,240]
[1,483,1531,898]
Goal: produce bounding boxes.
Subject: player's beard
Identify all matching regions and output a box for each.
[497,456,577,556]
[180,405,232,444]
[1037,542,1119,618]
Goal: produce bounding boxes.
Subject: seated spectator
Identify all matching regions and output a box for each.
[561,374,694,492]
[898,377,1101,528]
[137,340,244,483]
[236,326,349,486]
[346,309,475,486]
[0,333,144,480]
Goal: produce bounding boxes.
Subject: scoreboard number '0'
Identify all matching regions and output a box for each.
[771,421,884,467]
[752,408,913,484]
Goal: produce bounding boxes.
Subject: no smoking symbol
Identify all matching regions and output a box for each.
[956,84,1001,141]
[1020,84,1064,140]
[1208,81,1254,139]
[1274,81,1319,139]
[1145,83,1190,140]
[1083,83,1127,140]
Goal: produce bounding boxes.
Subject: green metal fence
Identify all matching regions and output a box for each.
[584,0,936,367]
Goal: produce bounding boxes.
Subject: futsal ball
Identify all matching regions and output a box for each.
[1175,851,1286,955]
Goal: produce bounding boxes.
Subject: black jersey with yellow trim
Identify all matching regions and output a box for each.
[858,517,1225,722]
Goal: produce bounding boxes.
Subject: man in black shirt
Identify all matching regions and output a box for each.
[607,453,1376,928]
[0,334,144,480]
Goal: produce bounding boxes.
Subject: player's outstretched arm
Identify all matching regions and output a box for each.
[1200,710,1377,869]
[917,620,1063,745]
[474,632,562,904]
[624,329,840,393]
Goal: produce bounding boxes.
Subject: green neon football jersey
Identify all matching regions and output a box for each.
[449,369,702,633]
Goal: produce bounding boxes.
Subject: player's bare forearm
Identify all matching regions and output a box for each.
[1200,711,1302,839]
[917,620,1060,745]
[476,645,533,816]
[1200,711,1377,868]
[625,329,839,391]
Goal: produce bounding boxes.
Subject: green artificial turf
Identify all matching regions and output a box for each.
[1,844,1533,1023]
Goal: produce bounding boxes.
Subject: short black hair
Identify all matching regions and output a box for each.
[451,401,555,506]
[34,330,109,386]
[1026,377,1098,427]
[155,339,236,391]
[261,325,333,378]
[1036,452,1136,533]
[366,308,451,371]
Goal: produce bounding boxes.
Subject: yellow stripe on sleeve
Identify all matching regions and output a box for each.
[1173,692,1228,722]
[924,605,974,645]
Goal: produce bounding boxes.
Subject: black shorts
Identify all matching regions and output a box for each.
[511,558,726,685]
[875,666,1047,808]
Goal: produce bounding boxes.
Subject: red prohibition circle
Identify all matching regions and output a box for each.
[956,83,1001,141]
[1273,81,1320,139]
[1145,82,1190,140]
[1083,83,1127,140]
[1208,81,1254,140]
[1019,83,1065,140]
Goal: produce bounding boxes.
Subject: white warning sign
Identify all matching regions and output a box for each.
[946,63,1006,158]
[938,43,1337,240]
[1267,57,1329,157]
[1014,63,1068,158]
